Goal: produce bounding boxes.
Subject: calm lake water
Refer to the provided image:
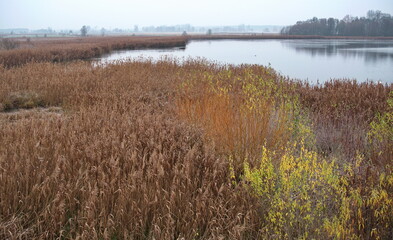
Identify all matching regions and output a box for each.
[98,39,393,84]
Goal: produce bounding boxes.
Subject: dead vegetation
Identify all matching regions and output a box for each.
[0,38,19,50]
[0,61,262,239]
[1,91,45,111]
[0,36,187,67]
[0,53,392,238]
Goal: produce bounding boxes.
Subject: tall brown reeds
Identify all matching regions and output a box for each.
[0,36,187,68]
[173,62,393,239]
[176,65,296,179]
[0,61,262,239]
[296,80,392,162]
[0,55,392,238]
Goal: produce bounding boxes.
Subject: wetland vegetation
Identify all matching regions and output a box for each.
[0,36,392,239]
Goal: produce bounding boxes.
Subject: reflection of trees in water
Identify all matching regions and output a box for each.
[339,50,393,63]
[282,41,393,63]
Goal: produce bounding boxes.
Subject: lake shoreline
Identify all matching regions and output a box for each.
[2,35,393,68]
[98,38,393,84]
[188,34,393,40]
[0,36,188,67]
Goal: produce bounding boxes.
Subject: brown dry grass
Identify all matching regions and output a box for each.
[5,34,392,68]
[0,61,264,239]
[296,80,392,164]
[173,63,393,239]
[175,65,296,179]
[0,36,187,67]
[0,55,392,239]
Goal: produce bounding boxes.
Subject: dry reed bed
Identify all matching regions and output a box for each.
[0,36,187,67]
[0,60,392,239]
[296,80,392,165]
[174,63,393,238]
[5,34,393,68]
[0,61,262,239]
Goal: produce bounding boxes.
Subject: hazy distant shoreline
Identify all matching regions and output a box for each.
[187,34,393,40]
[3,33,393,41]
[2,34,393,67]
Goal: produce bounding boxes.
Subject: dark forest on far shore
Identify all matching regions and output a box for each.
[281,10,393,36]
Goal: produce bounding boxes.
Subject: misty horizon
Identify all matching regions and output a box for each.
[1,0,393,30]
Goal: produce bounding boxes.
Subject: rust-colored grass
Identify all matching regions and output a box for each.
[0,61,262,239]
[0,36,187,67]
[0,51,392,239]
[174,63,393,239]
[296,80,392,163]
[175,66,295,178]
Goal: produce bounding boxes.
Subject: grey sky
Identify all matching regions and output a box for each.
[1,0,392,29]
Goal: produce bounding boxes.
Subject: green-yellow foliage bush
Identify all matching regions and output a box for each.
[368,91,393,168]
[336,92,393,239]
[244,120,347,239]
[176,63,393,239]
[329,154,393,240]
[244,94,393,239]
[179,70,393,239]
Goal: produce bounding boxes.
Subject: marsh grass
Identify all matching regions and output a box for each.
[176,66,298,179]
[1,91,45,111]
[0,61,263,239]
[0,36,187,67]
[0,38,19,50]
[0,57,392,239]
[175,62,393,239]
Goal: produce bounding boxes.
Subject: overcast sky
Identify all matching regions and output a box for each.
[1,0,393,29]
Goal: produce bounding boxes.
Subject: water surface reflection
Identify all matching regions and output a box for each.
[98,39,393,83]
[281,40,393,64]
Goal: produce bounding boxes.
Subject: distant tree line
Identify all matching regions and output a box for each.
[281,10,393,36]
